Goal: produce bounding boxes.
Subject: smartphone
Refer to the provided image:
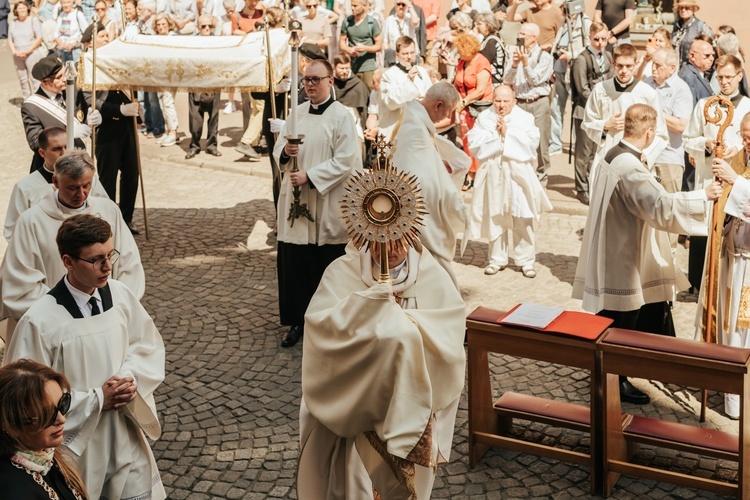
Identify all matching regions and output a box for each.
[516,35,525,47]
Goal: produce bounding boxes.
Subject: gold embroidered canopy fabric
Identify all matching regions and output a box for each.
[79,30,291,93]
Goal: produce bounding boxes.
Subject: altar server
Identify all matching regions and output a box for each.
[273,59,362,348]
[0,151,144,333]
[4,214,166,500]
[683,54,750,296]
[378,35,432,140]
[582,43,668,186]
[573,104,721,405]
[468,85,552,279]
[391,81,467,288]
[299,240,466,499]
[4,127,107,241]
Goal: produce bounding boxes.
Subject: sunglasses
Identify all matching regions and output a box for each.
[25,392,71,428]
[592,36,607,42]
[200,24,214,28]
[396,2,406,5]
[306,3,318,6]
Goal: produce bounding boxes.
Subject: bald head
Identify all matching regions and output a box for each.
[741,112,750,155]
[689,39,715,72]
[421,81,460,124]
[493,85,516,117]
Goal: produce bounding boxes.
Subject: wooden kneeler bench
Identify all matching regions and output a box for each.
[467,306,612,494]
[599,328,750,498]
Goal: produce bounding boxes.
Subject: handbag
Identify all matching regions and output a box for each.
[467,100,492,119]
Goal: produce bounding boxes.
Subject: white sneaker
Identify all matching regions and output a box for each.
[223,101,236,114]
[160,133,177,147]
[155,134,166,144]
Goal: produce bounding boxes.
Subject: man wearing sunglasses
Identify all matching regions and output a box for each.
[273,60,362,348]
[6,213,166,500]
[0,151,145,344]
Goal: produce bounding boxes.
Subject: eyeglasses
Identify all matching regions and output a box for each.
[302,76,329,85]
[200,24,214,28]
[717,72,741,82]
[72,249,120,270]
[306,3,318,6]
[690,51,714,58]
[25,392,71,428]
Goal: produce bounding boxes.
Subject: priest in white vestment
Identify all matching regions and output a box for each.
[299,240,466,499]
[378,35,432,140]
[391,82,468,288]
[574,104,722,405]
[582,43,668,187]
[4,214,166,500]
[683,55,750,296]
[468,85,552,279]
[696,113,750,419]
[4,127,108,241]
[272,60,362,348]
[0,151,144,328]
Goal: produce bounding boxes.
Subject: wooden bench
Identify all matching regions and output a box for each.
[598,328,750,498]
[467,306,611,494]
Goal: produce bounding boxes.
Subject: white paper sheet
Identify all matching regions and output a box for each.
[499,302,564,330]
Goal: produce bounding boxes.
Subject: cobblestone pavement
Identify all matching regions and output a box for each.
[0,41,739,499]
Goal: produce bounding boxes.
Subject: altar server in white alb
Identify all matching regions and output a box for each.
[468,85,552,279]
[4,127,108,241]
[4,214,166,500]
[273,59,362,348]
[583,43,668,186]
[697,112,750,419]
[378,35,432,140]
[573,104,721,405]
[391,81,468,288]
[0,151,144,331]
[299,240,466,499]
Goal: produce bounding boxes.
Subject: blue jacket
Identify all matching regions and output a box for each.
[678,62,713,106]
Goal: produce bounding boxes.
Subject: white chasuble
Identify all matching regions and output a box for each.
[0,191,145,321]
[467,105,551,241]
[273,99,362,246]
[573,143,707,313]
[299,243,466,499]
[582,79,669,187]
[378,64,432,141]
[5,279,166,500]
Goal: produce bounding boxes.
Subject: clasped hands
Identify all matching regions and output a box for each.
[101,375,137,411]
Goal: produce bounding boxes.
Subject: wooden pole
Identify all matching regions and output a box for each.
[700,94,734,422]
[91,16,98,171]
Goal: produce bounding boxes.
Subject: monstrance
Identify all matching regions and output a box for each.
[340,135,427,284]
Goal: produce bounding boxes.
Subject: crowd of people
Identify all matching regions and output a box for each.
[4,0,750,498]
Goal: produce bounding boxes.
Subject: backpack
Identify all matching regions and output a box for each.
[342,14,376,44]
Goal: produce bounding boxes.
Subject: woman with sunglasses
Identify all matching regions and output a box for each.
[94,0,118,42]
[671,0,713,68]
[0,359,88,499]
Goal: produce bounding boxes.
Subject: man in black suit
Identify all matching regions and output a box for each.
[21,53,89,172]
[81,23,142,235]
[186,16,222,160]
[677,35,714,192]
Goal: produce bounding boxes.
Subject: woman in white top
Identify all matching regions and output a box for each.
[54,0,89,63]
[8,1,43,98]
[94,0,118,42]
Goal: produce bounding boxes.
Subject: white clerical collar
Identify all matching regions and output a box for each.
[310,95,332,110]
[43,164,54,176]
[64,275,102,317]
[55,191,88,213]
[41,87,60,100]
[621,139,643,155]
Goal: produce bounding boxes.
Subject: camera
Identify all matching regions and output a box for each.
[564,0,585,15]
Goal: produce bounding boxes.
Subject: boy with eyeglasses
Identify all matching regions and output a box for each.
[0,151,145,345]
[682,54,750,300]
[273,59,362,348]
[6,213,166,500]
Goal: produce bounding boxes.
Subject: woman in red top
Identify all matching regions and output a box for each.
[453,33,492,191]
[231,0,264,34]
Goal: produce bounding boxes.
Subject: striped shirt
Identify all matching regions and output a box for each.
[502,44,554,100]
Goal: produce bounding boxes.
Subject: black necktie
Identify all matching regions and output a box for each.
[56,94,66,109]
[89,297,100,316]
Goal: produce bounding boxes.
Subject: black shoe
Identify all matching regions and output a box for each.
[185,149,199,159]
[576,191,590,205]
[235,143,260,160]
[620,379,650,405]
[281,325,303,347]
[461,175,473,192]
[127,224,140,235]
[206,148,222,157]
